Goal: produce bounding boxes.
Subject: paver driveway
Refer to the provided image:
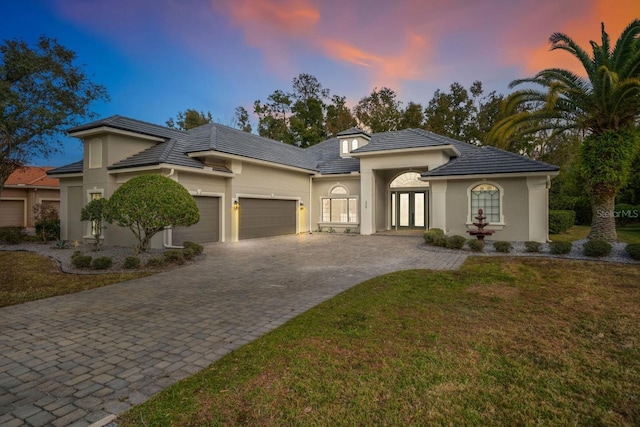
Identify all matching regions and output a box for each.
[0,234,467,426]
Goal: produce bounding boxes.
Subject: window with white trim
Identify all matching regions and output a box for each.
[322,185,358,223]
[470,184,500,223]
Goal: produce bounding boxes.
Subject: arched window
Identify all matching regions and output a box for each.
[390,172,429,188]
[322,185,358,223]
[470,184,500,223]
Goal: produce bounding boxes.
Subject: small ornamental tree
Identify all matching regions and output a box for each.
[106,174,199,252]
[81,198,108,250]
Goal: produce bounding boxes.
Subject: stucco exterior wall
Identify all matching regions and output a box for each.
[0,187,60,228]
[311,176,360,232]
[442,177,535,242]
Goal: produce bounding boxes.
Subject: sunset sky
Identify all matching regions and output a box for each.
[2,0,639,166]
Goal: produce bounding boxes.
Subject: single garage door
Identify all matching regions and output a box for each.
[239,198,296,240]
[0,200,25,227]
[172,196,219,244]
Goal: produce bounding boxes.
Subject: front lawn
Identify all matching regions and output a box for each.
[119,257,640,426]
[0,251,151,307]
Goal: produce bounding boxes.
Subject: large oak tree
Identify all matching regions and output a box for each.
[0,35,109,194]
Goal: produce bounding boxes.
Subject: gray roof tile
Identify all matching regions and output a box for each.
[47,160,83,175]
[422,146,559,177]
[52,117,558,179]
[67,115,187,140]
[336,127,370,137]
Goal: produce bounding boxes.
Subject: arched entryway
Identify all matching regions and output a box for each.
[390,172,429,229]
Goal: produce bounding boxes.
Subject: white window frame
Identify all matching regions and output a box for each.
[320,185,359,224]
[466,181,505,226]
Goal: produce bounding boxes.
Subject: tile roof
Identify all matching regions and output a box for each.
[6,166,59,187]
[67,115,187,140]
[186,123,318,171]
[50,116,559,179]
[421,145,560,177]
[336,127,370,137]
[47,161,83,176]
[354,128,479,157]
[305,138,360,174]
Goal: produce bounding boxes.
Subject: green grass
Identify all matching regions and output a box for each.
[551,224,640,244]
[0,251,150,307]
[119,258,640,426]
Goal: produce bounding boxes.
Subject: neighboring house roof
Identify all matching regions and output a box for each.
[6,166,59,187]
[421,145,560,177]
[67,115,187,140]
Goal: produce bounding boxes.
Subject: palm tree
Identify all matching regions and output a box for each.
[488,19,640,241]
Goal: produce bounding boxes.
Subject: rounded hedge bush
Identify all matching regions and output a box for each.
[626,243,640,260]
[445,235,466,249]
[92,256,113,270]
[467,239,484,252]
[71,255,92,269]
[549,241,572,255]
[493,241,512,253]
[183,241,204,256]
[423,228,445,244]
[163,249,185,265]
[123,256,141,269]
[583,239,612,257]
[525,241,542,253]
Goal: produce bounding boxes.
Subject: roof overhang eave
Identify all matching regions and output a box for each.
[68,126,166,142]
[107,163,235,177]
[188,150,317,175]
[420,170,560,181]
[351,144,461,158]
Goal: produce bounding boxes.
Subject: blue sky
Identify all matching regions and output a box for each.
[2,0,638,166]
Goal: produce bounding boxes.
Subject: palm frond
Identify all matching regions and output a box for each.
[612,19,640,74]
[549,31,595,78]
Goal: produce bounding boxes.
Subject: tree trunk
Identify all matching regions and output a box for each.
[588,191,617,241]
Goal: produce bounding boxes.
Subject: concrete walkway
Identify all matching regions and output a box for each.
[0,234,467,426]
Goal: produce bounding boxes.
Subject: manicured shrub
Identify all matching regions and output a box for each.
[146,257,165,267]
[163,249,185,265]
[92,256,113,270]
[525,241,542,253]
[123,256,141,269]
[445,235,466,249]
[71,255,92,269]
[71,250,83,259]
[182,247,195,260]
[549,210,576,234]
[614,203,636,227]
[493,241,512,253]
[583,239,612,257]
[432,234,448,247]
[549,241,573,255]
[183,241,203,256]
[0,227,24,244]
[626,243,640,260]
[423,228,444,244]
[467,239,484,252]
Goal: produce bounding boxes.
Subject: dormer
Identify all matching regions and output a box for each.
[337,127,371,158]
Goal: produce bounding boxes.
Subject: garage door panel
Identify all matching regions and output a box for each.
[0,200,25,227]
[173,197,219,244]
[239,198,296,240]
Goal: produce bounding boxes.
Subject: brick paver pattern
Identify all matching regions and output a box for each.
[0,234,466,426]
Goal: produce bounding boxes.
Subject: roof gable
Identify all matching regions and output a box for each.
[67,115,187,140]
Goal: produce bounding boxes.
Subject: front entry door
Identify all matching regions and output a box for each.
[391,191,426,229]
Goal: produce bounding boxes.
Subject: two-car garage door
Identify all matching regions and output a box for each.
[0,200,24,227]
[172,196,297,243]
[239,198,296,240]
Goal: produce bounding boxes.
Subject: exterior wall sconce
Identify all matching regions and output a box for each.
[300,202,304,210]
[233,200,239,210]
